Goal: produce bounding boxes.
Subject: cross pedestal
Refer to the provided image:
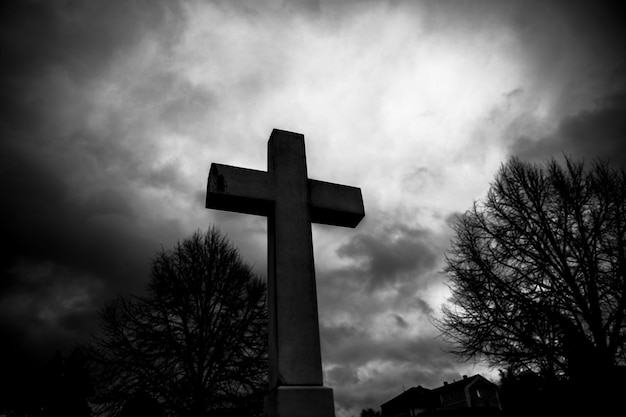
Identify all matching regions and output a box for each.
[206,129,364,416]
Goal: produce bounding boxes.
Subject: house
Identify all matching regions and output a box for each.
[379,385,437,417]
[381,375,501,417]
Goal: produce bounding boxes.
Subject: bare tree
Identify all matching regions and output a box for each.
[359,408,381,417]
[86,227,267,417]
[439,157,626,382]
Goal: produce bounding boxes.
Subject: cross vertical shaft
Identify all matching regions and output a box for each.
[267,131,323,386]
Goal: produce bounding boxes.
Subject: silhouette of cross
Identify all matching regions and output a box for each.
[206,129,364,391]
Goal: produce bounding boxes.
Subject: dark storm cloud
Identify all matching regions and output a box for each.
[411,297,433,316]
[503,0,626,165]
[336,223,439,291]
[327,365,360,386]
[0,0,182,130]
[0,0,187,394]
[0,262,101,343]
[321,321,465,412]
[543,0,626,75]
[321,321,453,369]
[512,93,626,165]
[393,314,409,329]
[0,1,180,68]
[0,0,189,277]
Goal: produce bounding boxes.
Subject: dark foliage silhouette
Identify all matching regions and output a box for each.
[360,407,381,417]
[439,157,626,412]
[120,391,163,417]
[40,349,94,417]
[1,349,93,417]
[85,227,267,417]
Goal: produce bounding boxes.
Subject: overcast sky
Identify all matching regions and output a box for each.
[1,0,625,415]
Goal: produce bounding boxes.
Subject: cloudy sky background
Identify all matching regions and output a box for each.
[1,0,625,415]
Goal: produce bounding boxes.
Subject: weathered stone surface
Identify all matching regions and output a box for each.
[309,179,364,227]
[207,164,273,216]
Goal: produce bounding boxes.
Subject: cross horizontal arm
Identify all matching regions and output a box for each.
[206,163,274,217]
[308,179,364,228]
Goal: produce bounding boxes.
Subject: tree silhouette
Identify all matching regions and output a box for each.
[439,157,626,384]
[359,408,381,417]
[86,227,267,417]
[34,349,94,417]
[0,348,94,417]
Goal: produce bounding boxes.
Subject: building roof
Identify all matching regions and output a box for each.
[433,375,490,396]
[381,374,496,409]
[380,385,432,408]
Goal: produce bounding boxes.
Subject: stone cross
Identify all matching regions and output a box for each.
[206,129,364,417]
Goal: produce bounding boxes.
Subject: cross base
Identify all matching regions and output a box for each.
[264,386,336,417]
